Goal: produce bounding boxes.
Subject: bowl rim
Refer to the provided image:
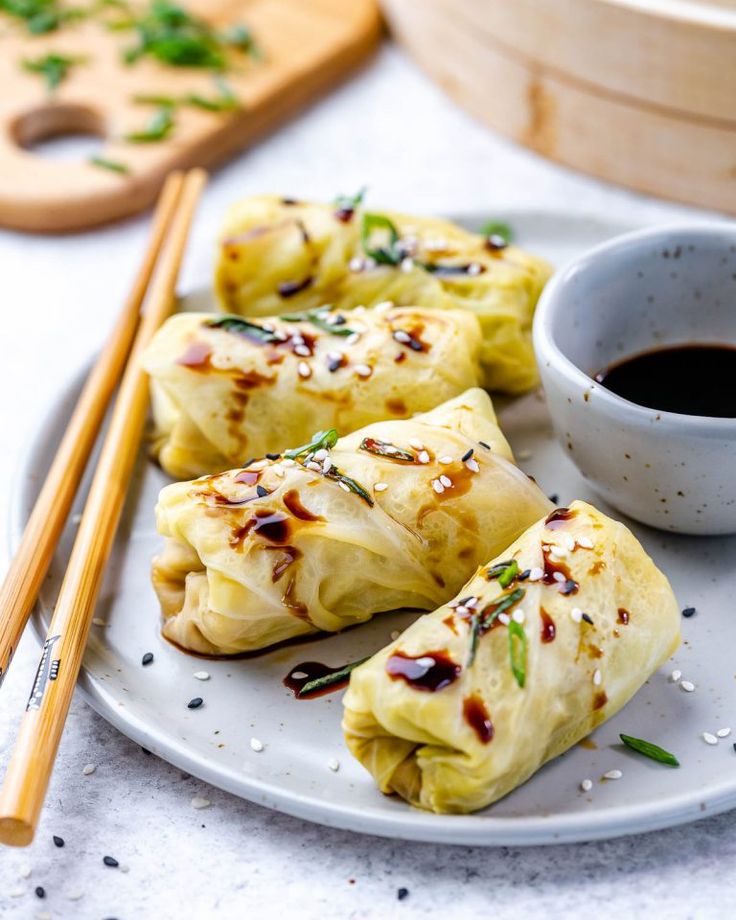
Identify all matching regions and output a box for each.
[533,221,736,435]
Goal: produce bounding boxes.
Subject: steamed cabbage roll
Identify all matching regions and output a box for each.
[343,500,680,814]
[214,195,552,394]
[152,389,552,654]
[143,305,482,480]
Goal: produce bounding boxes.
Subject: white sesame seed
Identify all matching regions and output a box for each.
[19,865,32,880]
[409,438,424,450]
[282,457,296,467]
[571,607,583,623]
[294,345,310,357]
[393,330,411,343]
[36,913,52,920]
[670,669,682,683]
[193,671,210,681]
[291,334,305,345]
[92,618,106,627]
[498,613,511,626]
[549,547,567,560]
[339,481,351,493]
[306,461,321,472]
[191,796,211,809]
[65,890,85,901]
[455,605,469,617]
[418,450,430,464]
[355,364,372,377]
[374,482,388,492]
[345,332,361,345]
[717,727,732,738]
[439,475,452,488]
[322,458,333,474]
[313,449,328,461]
[512,609,525,624]
[565,536,577,552]
[553,571,566,583]
[390,630,401,641]
[349,257,364,272]
[9,889,24,897]
[603,769,623,781]
[374,300,394,312]
[680,680,696,692]
[465,597,478,609]
[297,361,311,378]
[703,732,718,746]
[262,322,275,332]
[593,669,602,686]
[467,262,482,276]
[577,536,594,549]
[82,763,96,776]
[528,567,543,582]
[250,738,264,752]
[327,758,340,772]
[431,479,445,494]
[400,257,414,273]
[465,458,480,473]
[326,350,343,363]
[580,778,593,792]
[119,864,130,873]
[517,448,533,460]
[438,455,453,465]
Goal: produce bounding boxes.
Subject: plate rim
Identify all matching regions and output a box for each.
[8,207,736,846]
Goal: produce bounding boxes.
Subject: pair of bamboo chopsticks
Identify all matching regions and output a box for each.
[0,168,207,847]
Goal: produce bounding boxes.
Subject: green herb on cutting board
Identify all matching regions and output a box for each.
[124,104,175,142]
[22,52,85,91]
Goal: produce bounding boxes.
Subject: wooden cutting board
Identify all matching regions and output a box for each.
[382,0,736,214]
[0,0,381,232]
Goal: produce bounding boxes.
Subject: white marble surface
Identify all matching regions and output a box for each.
[1,43,734,920]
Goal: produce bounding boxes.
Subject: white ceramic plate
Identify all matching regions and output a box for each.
[11,211,736,846]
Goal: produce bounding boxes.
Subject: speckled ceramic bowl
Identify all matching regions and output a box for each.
[533,223,736,535]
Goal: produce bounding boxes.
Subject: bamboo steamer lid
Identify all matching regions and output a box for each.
[382,0,736,212]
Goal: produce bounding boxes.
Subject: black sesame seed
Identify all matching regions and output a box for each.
[103,855,119,868]
[188,697,204,710]
[408,338,422,351]
[682,607,696,618]
[327,357,342,373]
[548,493,559,505]
[461,448,474,462]
[141,652,154,666]
[457,596,474,607]
[561,580,578,596]
[397,887,409,901]
[256,485,269,498]
[517,569,531,581]
[332,314,347,326]
[53,834,64,847]
[581,612,594,625]
[478,441,491,450]
[242,458,256,468]
[733,743,736,753]
[35,886,45,898]
[265,453,280,461]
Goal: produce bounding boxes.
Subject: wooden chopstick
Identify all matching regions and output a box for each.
[0,168,207,847]
[0,170,185,688]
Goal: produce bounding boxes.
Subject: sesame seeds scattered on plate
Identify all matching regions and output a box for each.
[103,856,119,868]
[703,732,718,745]
[682,606,696,618]
[580,778,593,793]
[141,652,154,666]
[187,697,204,710]
[53,835,64,848]
[82,763,96,776]
[717,728,732,738]
[517,449,533,460]
[250,737,264,752]
[191,796,211,809]
[327,758,340,772]
[670,669,682,683]
[9,888,24,898]
[65,890,85,901]
[19,865,32,880]
[602,769,623,781]
[374,482,388,492]
[680,680,696,692]
[193,671,210,681]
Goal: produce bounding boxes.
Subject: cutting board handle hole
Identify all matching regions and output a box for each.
[11,104,105,161]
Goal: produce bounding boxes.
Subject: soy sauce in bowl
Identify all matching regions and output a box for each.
[594,344,736,418]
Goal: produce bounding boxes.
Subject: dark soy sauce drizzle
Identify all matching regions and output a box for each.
[386,650,461,692]
[463,695,494,744]
[594,344,736,417]
[284,661,353,699]
[540,608,556,643]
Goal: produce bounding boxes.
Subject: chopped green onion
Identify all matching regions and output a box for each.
[89,155,130,174]
[284,429,339,460]
[298,657,369,697]
[620,734,680,767]
[124,105,175,142]
[279,308,355,337]
[334,186,366,215]
[325,468,374,506]
[359,438,415,463]
[0,0,79,35]
[508,620,527,688]
[466,587,526,667]
[133,92,179,107]
[486,559,519,589]
[480,220,513,244]
[361,212,403,266]
[22,52,84,91]
[206,314,282,343]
